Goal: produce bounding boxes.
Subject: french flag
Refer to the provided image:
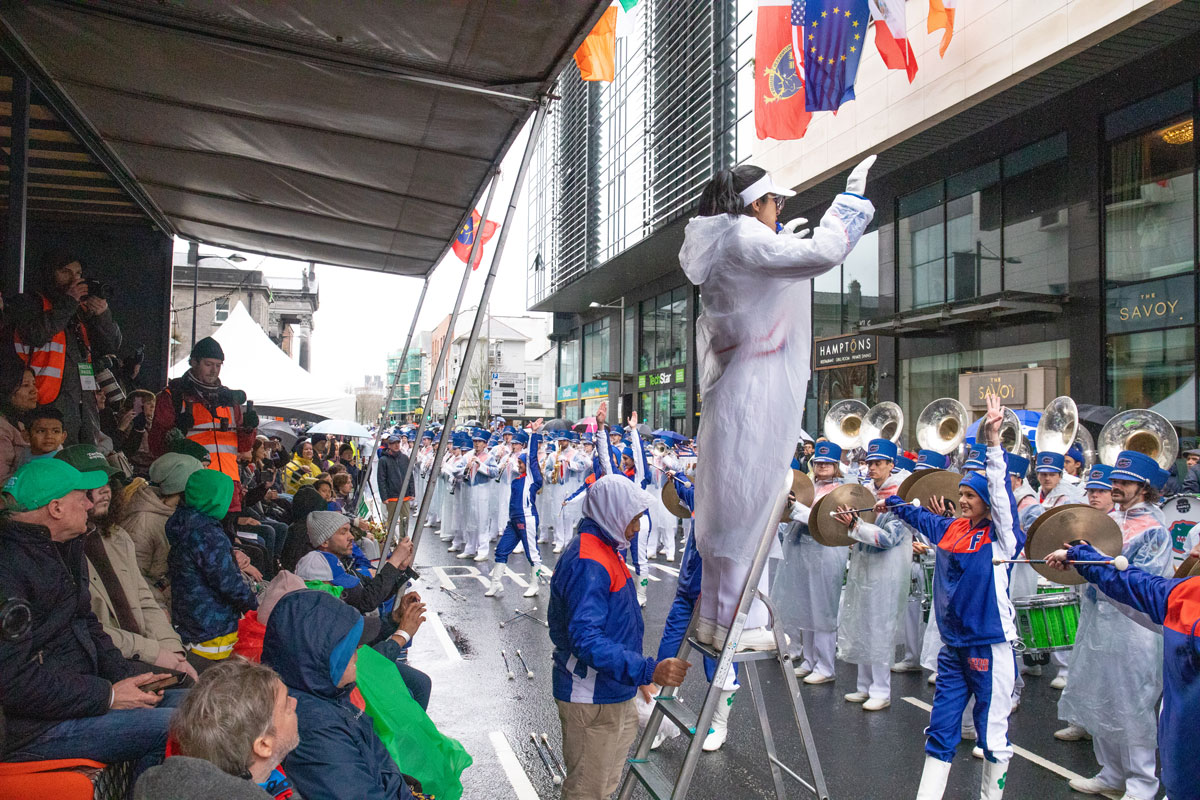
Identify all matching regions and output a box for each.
[870,0,918,82]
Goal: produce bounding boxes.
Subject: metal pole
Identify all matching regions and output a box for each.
[382,171,504,556]
[406,101,549,554]
[191,262,199,348]
[5,70,29,295]
[351,276,431,513]
[617,296,625,421]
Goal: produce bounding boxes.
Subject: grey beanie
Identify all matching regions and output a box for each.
[307,510,349,548]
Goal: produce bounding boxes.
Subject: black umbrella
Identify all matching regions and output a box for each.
[1076,404,1118,426]
[544,418,574,431]
[636,423,653,437]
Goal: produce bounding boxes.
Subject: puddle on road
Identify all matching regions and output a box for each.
[444,624,473,657]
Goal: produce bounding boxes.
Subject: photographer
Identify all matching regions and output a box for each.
[7,250,123,447]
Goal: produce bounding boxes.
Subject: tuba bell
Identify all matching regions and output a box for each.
[652,442,670,457]
[999,407,1032,458]
[915,398,968,455]
[1073,425,1097,474]
[1035,396,1079,456]
[861,401,904,443]
[1098,409,1179,470]
[824,399,869,451]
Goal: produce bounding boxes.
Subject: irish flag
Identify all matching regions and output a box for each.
[928,0,957,57]
[871,0,917,82]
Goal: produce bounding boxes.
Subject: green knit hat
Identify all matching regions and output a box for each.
[184,469,234,519]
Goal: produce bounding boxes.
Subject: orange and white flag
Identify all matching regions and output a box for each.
[927,0,957,58]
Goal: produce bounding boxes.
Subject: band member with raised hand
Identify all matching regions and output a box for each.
[484,420,552,599]
[882,394,1022,800]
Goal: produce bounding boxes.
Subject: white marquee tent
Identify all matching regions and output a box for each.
[170,302,355,420]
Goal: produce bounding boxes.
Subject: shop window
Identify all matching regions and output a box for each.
[623,304,636,374]
[560,337,579,388]
[898,182,945,311]
[1108,327,1196,438]
[583,318,610,382]
[639,298,656,371]
[946,160,1002,300]
[842,230,881,326]
[669,286,688,366]
[655,292,673,369]
[1003,135,1068,295]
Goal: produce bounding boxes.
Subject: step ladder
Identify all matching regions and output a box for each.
[617,478,830,800]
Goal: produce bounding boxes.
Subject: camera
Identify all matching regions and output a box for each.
[84,279,113,300]
[95,353,126,405]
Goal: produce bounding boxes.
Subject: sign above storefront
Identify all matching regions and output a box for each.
[814,334,877,370]
[1106,275,1195,334]
[580,380,607,399]
[638,370,675,389]
[556,384,580,403]
[965,371,1026,407]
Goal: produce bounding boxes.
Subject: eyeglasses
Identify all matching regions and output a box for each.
[769,194,785,213]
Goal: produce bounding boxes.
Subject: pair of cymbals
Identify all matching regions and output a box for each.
[810,483,877,548]
[662,479,691,519]
[899,469,962,517]
[1024,504,1123,585]
[1175,555,1200,579]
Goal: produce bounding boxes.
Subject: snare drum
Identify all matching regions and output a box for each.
[1013,593,1080,654]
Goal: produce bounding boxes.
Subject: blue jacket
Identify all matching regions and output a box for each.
[1070,543,1199,800]
[672,478,701,598]
[508,432,543,520]
[549,521,656,703]
[263,590,413,800]
[165,505,257,644]
[885,445,1023,647]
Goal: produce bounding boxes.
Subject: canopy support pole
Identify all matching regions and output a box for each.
[4,68,28,295]
[351,275,431,514]
[397,100,548,557]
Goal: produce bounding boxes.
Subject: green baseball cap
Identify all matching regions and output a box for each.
[55,444,120,476]
[4,459,108,512]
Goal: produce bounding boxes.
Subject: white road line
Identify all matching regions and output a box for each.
[426,608,463,662]
[490,730,540,800]
[900,697,1122,799]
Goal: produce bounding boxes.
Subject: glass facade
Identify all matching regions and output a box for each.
[583,318,610,383]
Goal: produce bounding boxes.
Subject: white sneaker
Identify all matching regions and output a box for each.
[843,691,869,703]
[1050,675,1068,690]
[455,551,473,559]
[793,664,813,678]
[891,660,921,673]
[1054,724,1091,741]
[803,671,835,685]
[1022,663,1042,677]
[473,552,489,562]
[972,746,984,759]
[663,553,674,562]
[447,543,460,552]
[927,672,938,685]
[736,627,778,652]
[695,618,716,645]
[439,532,452,542]
[646,551,657,560]
[1067,776,1122,795]
[862,697,890,711]
[552,544,563,554]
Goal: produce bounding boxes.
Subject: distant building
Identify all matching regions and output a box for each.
[385,332,431,423]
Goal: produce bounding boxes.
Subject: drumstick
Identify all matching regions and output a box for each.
[829,498,921,516]
[647,463,690,485]
[501,649,515,680]
[530,733,562,785]
[993,556,1129,571]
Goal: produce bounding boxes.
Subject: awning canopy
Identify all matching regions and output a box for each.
[0,0,608,276]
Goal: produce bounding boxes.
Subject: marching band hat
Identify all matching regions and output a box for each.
[611,424,625,436]
[863,439,897,463]
[1109,450,1160,486]
[1005,453,1030,478]
[894,455,916,473]
[514,431,530,445]
[1035,452,1065,474]
[959,471,991,507]
[503,426,516,435]
[621,446,635,461]
[963,443,986,471]
[812,441,842,464]
[1084,464,1113,491]
[470,429,488,442]
[1066,445,1084,463]
[915,450,948,471]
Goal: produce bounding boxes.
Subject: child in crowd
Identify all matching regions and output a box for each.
[27,405,67,460]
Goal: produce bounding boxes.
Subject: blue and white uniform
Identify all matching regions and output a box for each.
[494,432,544,567]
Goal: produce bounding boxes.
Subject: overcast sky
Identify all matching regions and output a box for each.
[175,120,538,393]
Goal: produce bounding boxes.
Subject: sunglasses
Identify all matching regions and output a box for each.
[770,194,785,212]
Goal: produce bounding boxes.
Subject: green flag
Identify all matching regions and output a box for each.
[618,0,638,10]
[355,645,473,800]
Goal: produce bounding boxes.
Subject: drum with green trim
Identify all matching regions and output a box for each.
[1013,593,1079,653]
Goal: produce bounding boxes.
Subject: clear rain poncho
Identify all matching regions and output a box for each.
[770,478,847,636]
[1057,502,1172,747]
[680,195,874,566]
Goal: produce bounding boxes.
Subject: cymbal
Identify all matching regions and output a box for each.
[791,469,815,507]
[810,483,877,548]
[1175,555,1200,579]
[662,479,691,519]
[901,469,963,518]
[1025,504,1123,585]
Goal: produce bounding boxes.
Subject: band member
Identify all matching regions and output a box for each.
[1062,444,1085,484]
[884,394,1021,800]
[1057,451,1171,800]
[679,157,875,652]
[833,438,911,710]
[593,404,653,607]
[443,434,468,553]
[459,430,498,562]
[771,441,846,684]
[1044,539,1200,800]
[485,421,551,599]
[895,450,949,674]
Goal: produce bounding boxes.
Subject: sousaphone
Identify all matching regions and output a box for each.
[824,399,869,452]
[1035,396,1079,456]
[915,398,968,455]
[1097,408,1179,470]
[861,401,904,443]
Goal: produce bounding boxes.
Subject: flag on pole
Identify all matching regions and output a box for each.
[927,0,957,57]
[870,0,918,82]
[790,0,806,79]
[755,0,812,141]
[802,0,871,112]
[574,4,619,82]
[451,210,498,270]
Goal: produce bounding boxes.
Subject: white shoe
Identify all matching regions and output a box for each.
[843,691,869,703]
[701,690,735,752]
[1050,675,1068,690]
[439,533,452,542]
[915,755,951,800]
[456,551,473,559]
[927,672,938,685]
[804,671,835,685]
[473,552,489,562]
[972,746,984,759]
[646,551,657,560]
[1054,724,1091,741]
[736,627,778,652]
[891,660,920,673]
[862,697,890,711]
[524,564,550,598]
[1022,663,1042,677]
[447,543,460,552]
[636,577,647,608]
[484,564,505,597]
[552,544,563,554]
[980,759,1008,799]
[695,618,716,645]
[663,553,674,562]
[1067,775,1122,795]
[793,664,813,678]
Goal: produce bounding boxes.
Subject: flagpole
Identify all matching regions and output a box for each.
[405,99,549,555]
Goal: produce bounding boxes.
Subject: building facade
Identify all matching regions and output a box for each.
[385,332,431,422]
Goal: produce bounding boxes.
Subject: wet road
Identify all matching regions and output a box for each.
[404,526,1161,800]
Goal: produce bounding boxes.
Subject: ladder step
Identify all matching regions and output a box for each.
[686,636,784,663]
[628,757,674,800]
[654,695,702,736]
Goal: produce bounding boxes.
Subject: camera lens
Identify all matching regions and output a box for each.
[0,598,32,641]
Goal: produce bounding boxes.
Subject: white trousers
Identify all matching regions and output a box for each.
[800,630,836,677]
[1093,735,1159,800]
[901,598,926,663]
[856,663,891,701]
[698,556,770,630]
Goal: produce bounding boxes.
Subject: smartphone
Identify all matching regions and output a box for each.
[142,673,183,693]
[132,396,144,415]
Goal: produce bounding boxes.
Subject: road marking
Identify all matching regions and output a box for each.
[426,607,463,662]
[651,563,680,577]
[429,564,530,591]
[900,697,1121,798]
[490,730,540,800]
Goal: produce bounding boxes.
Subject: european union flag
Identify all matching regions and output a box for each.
[802,0,869,111]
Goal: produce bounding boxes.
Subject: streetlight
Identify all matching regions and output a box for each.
[590,297,625,420]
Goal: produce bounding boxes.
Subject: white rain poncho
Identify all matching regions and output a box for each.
[1009,486,1041,599]
[581,474,658,552]
[836,474,912,665]
[1057,502,1172,746]
[770,478,847,636]
[680,195,873,565]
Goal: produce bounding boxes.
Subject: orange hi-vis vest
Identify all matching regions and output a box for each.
[188,402,240,482]
[13,294,89,405]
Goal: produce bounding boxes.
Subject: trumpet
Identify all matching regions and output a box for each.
[824,399,869,451]
[1098,408,1179,470]
[915,398,968,455]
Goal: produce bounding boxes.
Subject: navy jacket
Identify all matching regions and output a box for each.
[165,505,257,644]
[378,450,413,501]
[262,591,412,800]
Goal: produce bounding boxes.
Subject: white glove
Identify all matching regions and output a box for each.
[845,154,876,196]
[781,217,810,238]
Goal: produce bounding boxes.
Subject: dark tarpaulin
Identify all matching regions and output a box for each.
[0,0,609,275]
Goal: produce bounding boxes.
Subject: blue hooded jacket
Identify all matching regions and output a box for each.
[165,504,257,644]
[262,590,412,800]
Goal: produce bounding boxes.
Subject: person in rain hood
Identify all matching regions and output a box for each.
[261,590,420,800]
[678,156,876,652]
[548,474,690,800]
